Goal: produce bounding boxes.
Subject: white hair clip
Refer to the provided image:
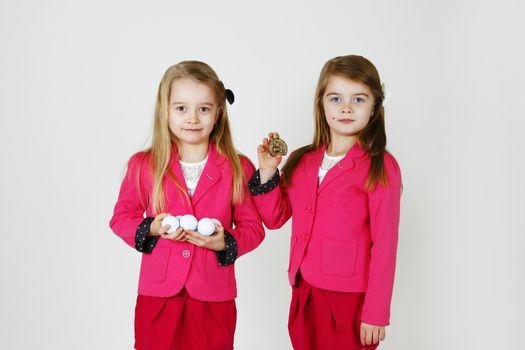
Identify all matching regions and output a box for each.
[381,82,391,107]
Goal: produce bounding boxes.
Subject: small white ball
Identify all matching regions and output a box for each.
[197,218,216,236]
[179,214,198,231]
[211,218,222,227]
[161,215,179,233]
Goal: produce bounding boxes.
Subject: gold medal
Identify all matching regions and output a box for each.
[268,132,288,157]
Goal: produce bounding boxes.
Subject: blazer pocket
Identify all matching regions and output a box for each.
[140,247,171,283]
[203,250,231,287]
[320,238,358,277]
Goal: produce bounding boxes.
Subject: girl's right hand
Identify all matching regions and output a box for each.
[149,213,186,241]
[149,213,170,236]
[257,132,283,183]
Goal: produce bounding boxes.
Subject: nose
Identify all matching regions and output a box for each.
[340,98,353,114]
[186,109,199,123]
[341,104,353,114]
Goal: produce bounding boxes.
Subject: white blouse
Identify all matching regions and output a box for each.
[318,151,345,183]
[180,157,208,197]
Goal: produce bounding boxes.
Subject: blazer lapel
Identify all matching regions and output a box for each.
[191,143,224,207]
[317,142,365,195]
[301,146,325,201]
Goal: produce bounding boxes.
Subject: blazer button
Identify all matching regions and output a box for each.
[302,233,308,240]
[306,205,312,212]
[182,249,191,258]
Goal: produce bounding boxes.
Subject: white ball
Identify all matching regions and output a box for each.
[179,214,198,231]
[197,218,216,236]
[211,218,222,227]
[161,215,179,233]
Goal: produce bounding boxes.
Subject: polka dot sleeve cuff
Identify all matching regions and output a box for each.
[248,169,280,196]
[135,217,159,254]
[215,230,238,266]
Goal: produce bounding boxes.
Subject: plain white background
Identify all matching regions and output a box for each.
[1,0,524,349]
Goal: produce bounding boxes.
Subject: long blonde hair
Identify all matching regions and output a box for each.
[145,61,244,214]
[282,55,388,191]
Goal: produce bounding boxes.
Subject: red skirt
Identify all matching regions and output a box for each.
[134,288,236,350]
[288,273,379,350]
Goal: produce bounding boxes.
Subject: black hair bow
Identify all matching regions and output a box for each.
[225,89,235,105]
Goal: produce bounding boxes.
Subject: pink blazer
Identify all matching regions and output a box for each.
[252,143,401,325]
[109,143,265,302]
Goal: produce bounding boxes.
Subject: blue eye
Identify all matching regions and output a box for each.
[354,97,366,104]
[330,96,341,103]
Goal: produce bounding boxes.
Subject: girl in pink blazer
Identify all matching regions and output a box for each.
[109,61,264,350]
[249,55,401,349]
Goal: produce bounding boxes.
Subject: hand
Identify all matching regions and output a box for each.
[149,213,171,237]
[160,227,187,241]
[150,213,188,241]
[360,322,385,346]
[184,224,226,251]
[257,132,283,183]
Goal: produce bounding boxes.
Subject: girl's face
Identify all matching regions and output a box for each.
[168,78,220,146]
[323,75,375,138]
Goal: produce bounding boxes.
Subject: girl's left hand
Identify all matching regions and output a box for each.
[360,322,385,346]
[184,224,226,251]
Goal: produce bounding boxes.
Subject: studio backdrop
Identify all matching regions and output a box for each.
[0,0,524,349]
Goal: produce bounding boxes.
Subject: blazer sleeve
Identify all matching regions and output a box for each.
[226,157,266,258]
[249,170,293,230]
[361,154,402,326]
[109,152,149,249]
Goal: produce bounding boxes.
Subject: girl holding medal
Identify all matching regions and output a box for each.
[249,55,401,349]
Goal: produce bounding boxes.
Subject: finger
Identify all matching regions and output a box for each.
[184,230,209,245]
[189,229,218,240]
[159,230,171,239]
[185,229,206,239]
[365,328,373,345]
[209,229,222,238]
[360,324,366,346]
[186,236,205,247]
[260,139,269,152]
[171,228,187,241]
[379,327,386,341]
[162,227,184,240]
[372,328,379,344]
[172,232,188,241]
[158,225,170,235]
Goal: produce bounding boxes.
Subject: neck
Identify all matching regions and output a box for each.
[326,132,357,157]
[176,141,210,163]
